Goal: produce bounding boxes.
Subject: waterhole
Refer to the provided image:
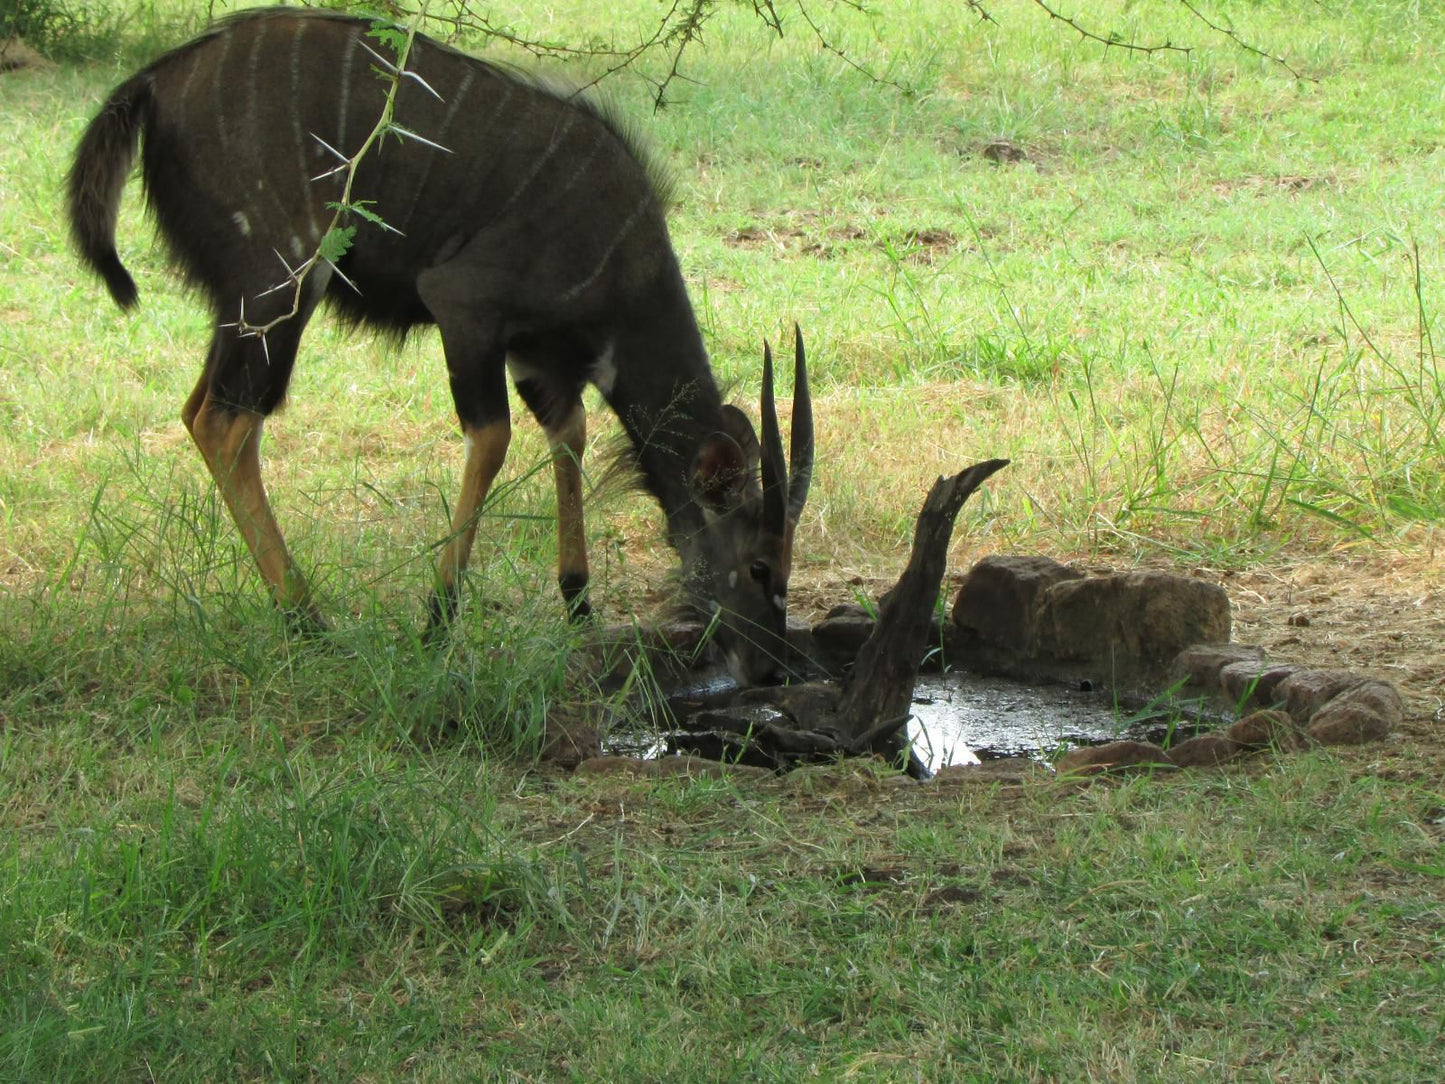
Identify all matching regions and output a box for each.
[606,670,1221,774]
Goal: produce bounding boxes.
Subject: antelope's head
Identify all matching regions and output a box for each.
[684,326,814,686]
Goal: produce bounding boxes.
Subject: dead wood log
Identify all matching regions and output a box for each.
[835,459,1010,758]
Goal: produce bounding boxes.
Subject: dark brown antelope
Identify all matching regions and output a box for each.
[67,8,812,684]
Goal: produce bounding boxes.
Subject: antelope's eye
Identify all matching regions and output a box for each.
[749,560,770,584]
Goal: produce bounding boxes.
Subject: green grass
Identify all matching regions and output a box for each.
[2,1,1444,1079]
[4,750,1442,1080]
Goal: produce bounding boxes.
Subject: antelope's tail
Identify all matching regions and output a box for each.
[66,72,154,310]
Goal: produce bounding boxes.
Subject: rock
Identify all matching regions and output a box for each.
[1226,709,1303,750]
[1165,732,1245,768]
[574,755,652,778]
[785,617,818,669]
[951,555,1084,652]
[653,619,710,654]
[1055,740,1173,776]
[1276,669,1364,723]
[1036,571,1231,678]
[652,755,771,780]
[1219,661,1305,711]
[930,757,1041,786]
[812,612,876,664]
[1308,711,1391,746]
[1306,680,1403,745]
[982,138,1028,163]
[590,619,711,688]
[1172,643,1267,692]
[573,755,769,780]
[540,709,602,768]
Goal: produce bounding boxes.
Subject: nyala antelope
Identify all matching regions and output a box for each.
[67,9,812,684]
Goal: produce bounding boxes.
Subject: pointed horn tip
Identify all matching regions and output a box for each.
[761,340,778,407]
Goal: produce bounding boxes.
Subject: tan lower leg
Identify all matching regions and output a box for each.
[550,404,589,595]
[436,418,512,599]
[187,398,313,613]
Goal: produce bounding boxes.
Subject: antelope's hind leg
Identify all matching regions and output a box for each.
[183,314,323,632]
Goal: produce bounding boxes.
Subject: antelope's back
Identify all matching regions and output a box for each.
[137,9,674,330]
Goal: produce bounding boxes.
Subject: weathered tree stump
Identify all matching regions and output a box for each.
[834,459,1010,770]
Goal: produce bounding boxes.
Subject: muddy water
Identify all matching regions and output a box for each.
[907,674,1217,770]
[608,670,1221,774]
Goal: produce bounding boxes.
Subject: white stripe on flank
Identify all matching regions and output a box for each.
[239,19,292,244]
[212,28,235,157]
[336,26,361,156]
[434,66,474,145]
[398,64,474,233]
[557,192,653,304]
[177,51,202,113]
[495,111,579,218]
[289,19,317,235]
[556,129,606,200]
[245,17,267,160]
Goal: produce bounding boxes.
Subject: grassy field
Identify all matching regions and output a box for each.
[2,1,1443,1079]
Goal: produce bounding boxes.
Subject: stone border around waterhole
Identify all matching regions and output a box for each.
[558,555,1405,782]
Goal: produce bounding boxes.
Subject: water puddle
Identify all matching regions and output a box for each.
[906,674,1217,769]
[605,668,1223,774]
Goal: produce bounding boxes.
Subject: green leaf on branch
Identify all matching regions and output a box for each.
[367,25,407,54]
[319,225,357,263]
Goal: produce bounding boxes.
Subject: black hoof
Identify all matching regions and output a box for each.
[560,573,591,622]
[422,588,458,647]
[283,606,331,641]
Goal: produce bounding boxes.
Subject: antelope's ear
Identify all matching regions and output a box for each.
[718,405,761,468]
[692,431,751,513]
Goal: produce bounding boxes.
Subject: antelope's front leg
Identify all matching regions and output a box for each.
[427,416,512,632]
[548,401,591,620]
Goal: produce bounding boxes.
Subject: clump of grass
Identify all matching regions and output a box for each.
[3,0,202,63]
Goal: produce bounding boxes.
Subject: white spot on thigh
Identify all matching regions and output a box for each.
[232,211,251,237]
[590,339,617,396]
[728,570,738,589]
[506,358,540,383]
[290,235,305,259]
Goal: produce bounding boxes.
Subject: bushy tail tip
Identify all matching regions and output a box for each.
[94,249,139,310]
[66,73,151,311]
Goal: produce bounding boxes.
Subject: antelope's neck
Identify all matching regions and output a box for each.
[600,283,722,547]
